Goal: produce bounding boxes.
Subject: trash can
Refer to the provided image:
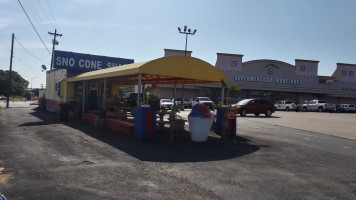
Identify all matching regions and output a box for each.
[188,116,214,142]
[59,103,70,121]
[188,104,214,142]
[134,106,157,140]
[215,107,236,136]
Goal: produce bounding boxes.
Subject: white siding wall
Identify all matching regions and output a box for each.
[164,49,192,57]
[336,63,356,83]
[215,53,243,72]
[295,59,318,77]
[45,69,67,101]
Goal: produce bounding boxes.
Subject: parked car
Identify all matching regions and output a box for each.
[174,98,189,108]
[339,104,356,113]
[0,95,6,100]
[274,100,297,111]
[190,97,215,109]
[160,99,173,110]
[232,98,276,117]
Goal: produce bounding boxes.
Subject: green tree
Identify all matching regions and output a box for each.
[31,88,39,96]
[221,79,241,105]
[0,70,29,97]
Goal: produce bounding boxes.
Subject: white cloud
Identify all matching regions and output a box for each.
[55,18,155,30]
[0,0,11,3]
[56,19,93,27]
[0,18,15,30]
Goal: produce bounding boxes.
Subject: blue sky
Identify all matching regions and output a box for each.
[1,0,356,88]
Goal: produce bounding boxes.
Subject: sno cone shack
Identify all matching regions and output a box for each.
[50,53,227,140]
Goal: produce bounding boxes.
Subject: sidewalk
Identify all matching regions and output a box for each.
[0,100,34,108]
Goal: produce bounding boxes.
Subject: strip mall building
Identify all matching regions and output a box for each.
[45,49,356,113]
[213,53,356,104]
[153,50,356,105]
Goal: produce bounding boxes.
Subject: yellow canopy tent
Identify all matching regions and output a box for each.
[66,55,227,108]
[67,56,226,84]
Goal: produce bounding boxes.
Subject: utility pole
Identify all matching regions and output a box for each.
[48,29,62,70]
[6,33,14,108]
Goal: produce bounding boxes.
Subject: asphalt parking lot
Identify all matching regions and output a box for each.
[1,102,356,199]
[243,110,356,141]
[178,108,356,140]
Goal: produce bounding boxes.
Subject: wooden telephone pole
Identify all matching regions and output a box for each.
[48,29,62,70]
[6,33,14,108]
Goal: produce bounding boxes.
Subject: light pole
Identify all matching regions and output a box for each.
[31,77,38,89]
[178,25,197,56]
[27,77,38,90]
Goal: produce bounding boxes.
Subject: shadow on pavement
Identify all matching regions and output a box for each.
[27,107,261,163]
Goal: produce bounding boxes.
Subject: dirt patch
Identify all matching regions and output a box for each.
[0,166,11,184]
[0,173,11,184]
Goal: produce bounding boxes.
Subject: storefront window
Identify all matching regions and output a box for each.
[101,82,112,97]
[74,82,83,96]
[274,92,296,102]
[250,90,272,100]
[89,82,98,95]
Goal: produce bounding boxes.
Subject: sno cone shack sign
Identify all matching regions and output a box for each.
[53,50,134,71]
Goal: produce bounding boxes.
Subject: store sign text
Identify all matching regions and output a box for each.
[235,75,302,85]
[54,50,134,71]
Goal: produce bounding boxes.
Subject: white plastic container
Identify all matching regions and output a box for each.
[188,116,214,142]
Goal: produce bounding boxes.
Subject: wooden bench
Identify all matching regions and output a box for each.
[82,113,100,125]
[105,118,134,136]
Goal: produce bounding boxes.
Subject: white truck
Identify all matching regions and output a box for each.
[303,100,335,112]
[274,100,297,111]
[190,97,215,109]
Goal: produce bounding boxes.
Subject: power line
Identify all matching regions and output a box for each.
[17,0,51,55]
[46,0,58,28]
[24,0,51,39]
[35,0,56,29]
[14,36,50,65]
[15,57,37,71]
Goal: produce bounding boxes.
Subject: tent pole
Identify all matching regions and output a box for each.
[103,78,106,112]
[82,80,85,115]
[137,74,142,107]
[173,81,177,105]
[142,84,145,104]
[181,81,185,106]
[221,83,225,106]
